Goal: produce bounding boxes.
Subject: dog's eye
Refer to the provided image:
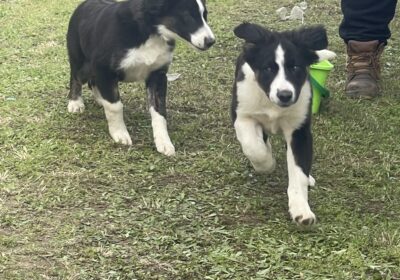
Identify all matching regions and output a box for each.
[289,65,300,72]
[263,67,273,73]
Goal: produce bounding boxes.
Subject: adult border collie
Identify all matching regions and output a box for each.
[66,0,215,156]
[231,23,335,226]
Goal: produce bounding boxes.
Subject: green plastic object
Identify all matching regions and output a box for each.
[309,60,334,114]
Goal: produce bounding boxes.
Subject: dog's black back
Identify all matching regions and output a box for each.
[67,0,214,85]
[67,0,164,84]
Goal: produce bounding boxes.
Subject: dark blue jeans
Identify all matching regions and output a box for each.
[339,0,398,43]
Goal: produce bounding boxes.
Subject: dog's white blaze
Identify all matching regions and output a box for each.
[285,137,315,223]
[119,35,173,82]
[269,45,295,105]
[68,97,85,113]
[190,0,215,49]
[101,99,132,145]
[149,106,175,156]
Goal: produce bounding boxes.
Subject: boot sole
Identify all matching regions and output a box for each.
[346,89,379,100]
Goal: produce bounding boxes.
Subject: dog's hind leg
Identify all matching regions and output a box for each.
[67,69,85,113]
[285,122,316,226]
[146,69,175,156]
[94,67,132,146]
[234,117,276,173]
[67,29,86,113]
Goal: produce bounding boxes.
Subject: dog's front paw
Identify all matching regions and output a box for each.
[289,202,316,226]
[109,127,132,146]
[68,98,85,113]
[252,158,276,174]
[155,138,175,156]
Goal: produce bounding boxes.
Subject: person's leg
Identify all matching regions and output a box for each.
[340,0,397,99]
[340,0,397,43]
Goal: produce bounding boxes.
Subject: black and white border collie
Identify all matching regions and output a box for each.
[231,23,336,226]
[66,0,215,156]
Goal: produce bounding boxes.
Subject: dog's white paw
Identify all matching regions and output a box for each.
[252,158,276,174]
[155,138,175,156]
[109,128,132,146]
[149,107,175,156]
[155,139,175,156]
[308,175,316,187]
[289,201,316,226]
[68,98,85,113]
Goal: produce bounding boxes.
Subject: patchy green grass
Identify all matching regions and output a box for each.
[1,0,400,279]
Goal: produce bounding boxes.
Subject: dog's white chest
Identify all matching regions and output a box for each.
[119,36,173,82]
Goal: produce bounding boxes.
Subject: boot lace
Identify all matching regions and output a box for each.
[347,50,382,80]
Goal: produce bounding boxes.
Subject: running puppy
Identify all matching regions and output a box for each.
[231,23,335,225]
[67,0,215,156]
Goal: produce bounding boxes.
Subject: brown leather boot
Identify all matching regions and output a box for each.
[345,40,385,99]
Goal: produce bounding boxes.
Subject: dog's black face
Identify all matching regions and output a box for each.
[144,0,215,50]
[234,23,333,107]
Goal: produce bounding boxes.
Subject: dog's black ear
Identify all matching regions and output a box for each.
[234,22,269,44]
[291,25,328,50]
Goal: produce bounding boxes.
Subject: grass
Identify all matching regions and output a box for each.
[1,0,400,279]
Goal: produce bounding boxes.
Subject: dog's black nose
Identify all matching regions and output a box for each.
[204,37,215,49]
[277,90,293,104]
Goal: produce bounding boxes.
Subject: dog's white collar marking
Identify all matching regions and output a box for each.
[119,35,173,82]
[157,25,180,42]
